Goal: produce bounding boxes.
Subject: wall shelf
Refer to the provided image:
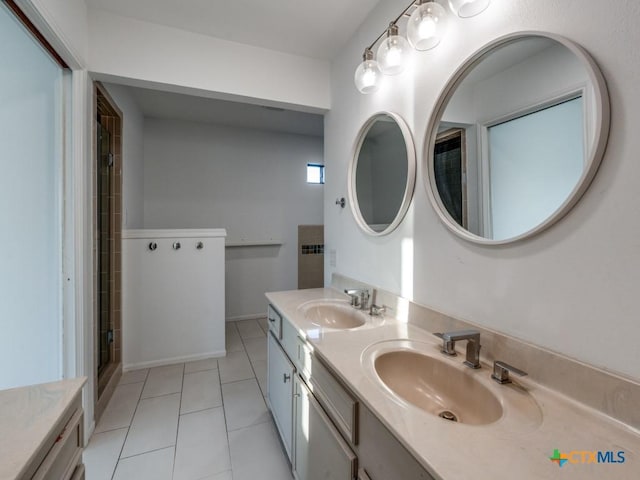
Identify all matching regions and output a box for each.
[225,241,283,248]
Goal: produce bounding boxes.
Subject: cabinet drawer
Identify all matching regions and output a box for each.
[307,353,358,445]
[33,407,83,480]
[267,305,282,339]
[280,314,299,361]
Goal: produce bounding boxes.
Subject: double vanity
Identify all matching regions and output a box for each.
[265,278,639,480]
[263,27,636,480]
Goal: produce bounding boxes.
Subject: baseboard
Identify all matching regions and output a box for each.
[124,349,226,372]
[226,313,265,322]
[95,363,122,426]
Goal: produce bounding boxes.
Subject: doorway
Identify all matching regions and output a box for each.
[94,83,123,421]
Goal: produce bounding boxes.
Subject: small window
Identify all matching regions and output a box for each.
[307,163,325,184]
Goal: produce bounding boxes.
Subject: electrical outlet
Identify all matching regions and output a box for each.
[329,249,337,267]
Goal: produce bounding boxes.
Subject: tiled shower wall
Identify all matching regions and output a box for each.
[95,83,123,419]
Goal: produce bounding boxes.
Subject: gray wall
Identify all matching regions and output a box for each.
[143,118,324,319]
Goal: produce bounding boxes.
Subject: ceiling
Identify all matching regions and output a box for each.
[86,0,382,60]
[124,85,324,136]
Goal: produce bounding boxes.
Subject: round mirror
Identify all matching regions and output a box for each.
[425,32,610,244]
[349,112,416,235]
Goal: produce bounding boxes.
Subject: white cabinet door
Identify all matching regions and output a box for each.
[267,332,294,460]
[294,376,357,480]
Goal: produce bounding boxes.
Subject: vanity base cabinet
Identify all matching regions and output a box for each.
[293,375,357,480]
[267,332,295,460]
[267,301,434,480]
[355,405,434,480]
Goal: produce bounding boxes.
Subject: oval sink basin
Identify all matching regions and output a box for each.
[301,301,367,329]
[374,350,503,425]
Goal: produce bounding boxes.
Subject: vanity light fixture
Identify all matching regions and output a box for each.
[407,0,448,51]
[354,0,491,93]
[448,0,491,18]
[354,48,382,94]
[377,23,410,75]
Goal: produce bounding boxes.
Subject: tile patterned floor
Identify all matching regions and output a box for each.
[84,318,292,480]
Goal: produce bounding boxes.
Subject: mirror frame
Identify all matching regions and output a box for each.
[424,31,611,245]
[348,111,417,236]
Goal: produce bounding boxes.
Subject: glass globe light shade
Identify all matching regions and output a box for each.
[376,27,410,75]
[354,50,382,94]
[448,0,490,18]
[407,1,448,51]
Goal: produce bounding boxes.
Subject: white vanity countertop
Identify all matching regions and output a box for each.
[0,377,86,480]
[266,288,640,480]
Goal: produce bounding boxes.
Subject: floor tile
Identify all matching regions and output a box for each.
[95,382,144,433]
[184,357,218,374]
[112,446,174,480]
[218,350,254,384]
[252,360,267,396]
[173,408,231,480]
[225,324,244,353]
[199,471,233,480]
[180,369,222,414]
[121,393,180,458]
[83,428,128,480]
[88,339,294,480]
[141,364,184,399]
[119,368,149,385]
[221,378,269,431]
[236,319,265,340]
[243,336,267,364]
[229,421,293,480]
[257,317,269,334]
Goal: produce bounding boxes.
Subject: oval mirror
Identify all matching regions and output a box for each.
[349,112,416,235]
[425,32,610,244]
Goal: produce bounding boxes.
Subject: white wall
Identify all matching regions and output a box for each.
[0,3,64,389]
[88,9,330,113]
[325,0,640,381]
[103,83,145,228]
[143,119,324,319]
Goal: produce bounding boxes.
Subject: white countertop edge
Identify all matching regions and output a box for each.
[123,228,227,239]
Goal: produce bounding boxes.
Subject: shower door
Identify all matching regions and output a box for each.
[97,123,113,375]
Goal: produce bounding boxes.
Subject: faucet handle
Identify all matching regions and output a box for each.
[492,360,528,384]
[434,332,457,356]
[369,304,391,316]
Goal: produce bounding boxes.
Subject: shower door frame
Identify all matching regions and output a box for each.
[94,82,123,422]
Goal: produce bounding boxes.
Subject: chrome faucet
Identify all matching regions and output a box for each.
[434,330,481,369]
[344,288,370,310]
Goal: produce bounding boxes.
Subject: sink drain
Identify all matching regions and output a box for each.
[438,410,458,422]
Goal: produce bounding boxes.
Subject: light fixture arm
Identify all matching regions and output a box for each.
[365,0,421,52]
